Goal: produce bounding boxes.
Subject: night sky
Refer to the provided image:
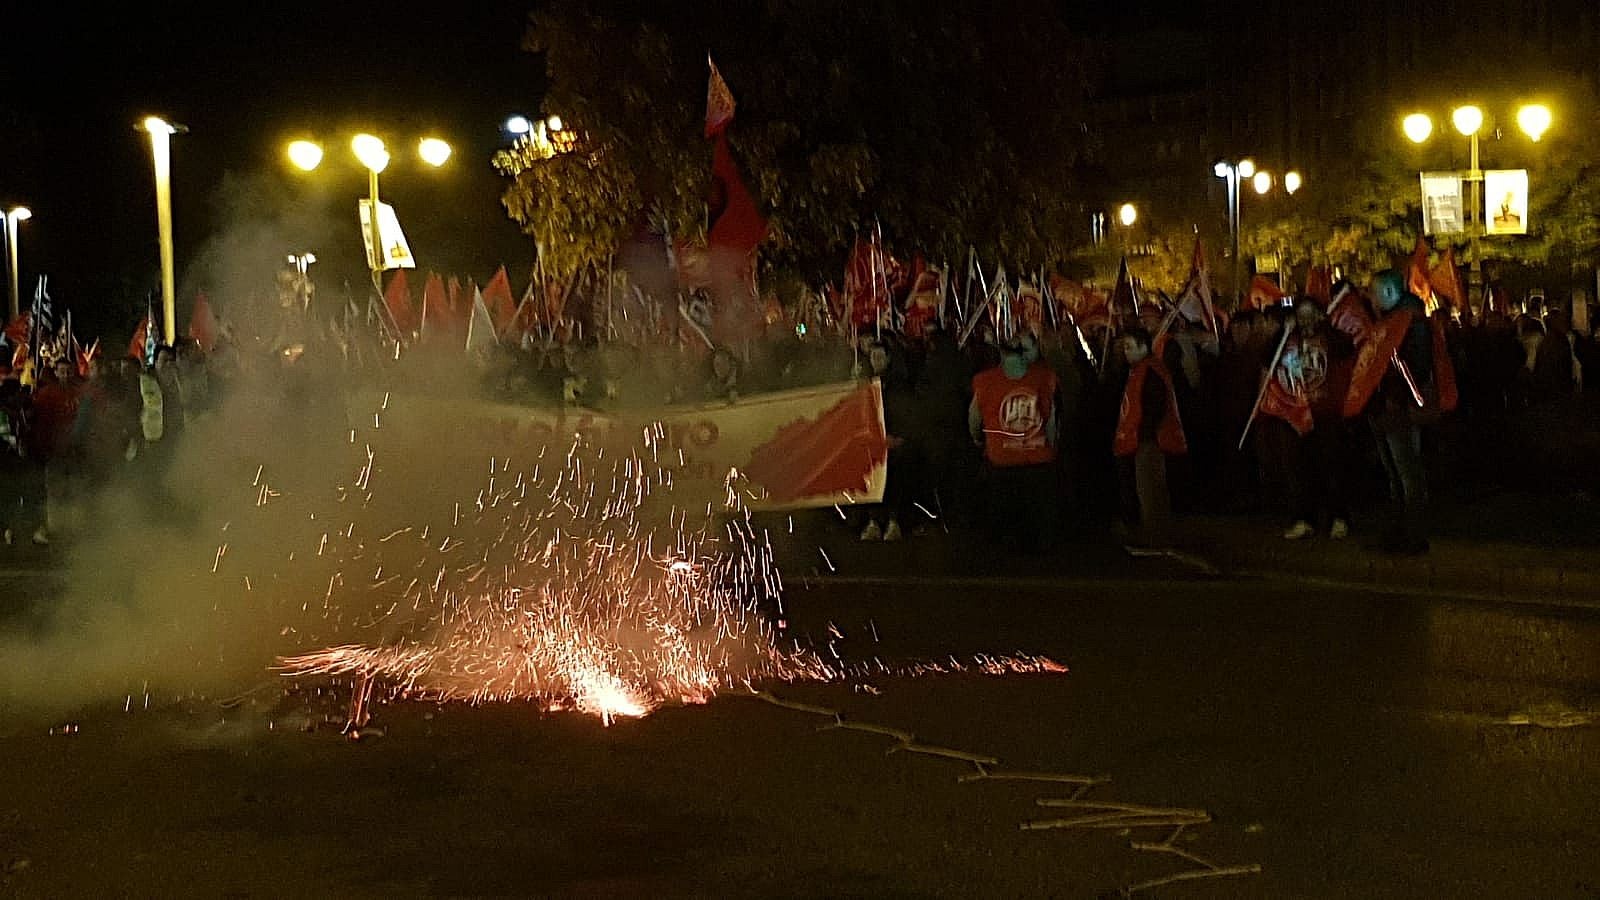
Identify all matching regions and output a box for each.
[1,2,546,336]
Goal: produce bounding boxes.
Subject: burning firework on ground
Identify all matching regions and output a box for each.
[245,396,1061,726]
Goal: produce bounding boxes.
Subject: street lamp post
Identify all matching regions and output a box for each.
[1402,103,1551,300]
[1214,160,1304,296]
[1213,159,1254,299]
[140,116,184,345]
[287,253,317,312]
[289,134,450,295]
[3,206,32,322]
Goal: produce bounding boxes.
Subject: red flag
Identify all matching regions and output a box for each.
[1428,246,1465,312]
[1012,283,1045,334]
[705,55,736,138]
[1245,275,1286,311]
[421,272,457,337]
[1050,275,1099,324]
[1066,285,1110,331]
[544,278,568,324]
[189,291,219,351]
[1342,310,1415,418]
[1259,334,1316,434]
[707,135,767,267]
[76,338,99,377]
[706,132,767,343]
[845,233,890,328]
[1406,237,1435,312]
[382,270,417,334]
[128,316,150,361]
[1304,266,1333,307]
[741,382,888,504]
[1327,286,1376,343]
[482,266,518,333]
[4,312,30,347]
[1175,238,1218,332]
[448,276,464,315]
[502,281,540,341]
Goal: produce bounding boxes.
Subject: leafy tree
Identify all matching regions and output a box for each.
[1242,74,1600,288]
[499,0,1094,286]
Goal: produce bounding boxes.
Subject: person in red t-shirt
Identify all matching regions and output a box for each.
[968,335,1059,550]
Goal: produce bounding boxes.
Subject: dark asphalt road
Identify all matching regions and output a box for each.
[2,577,1599,898]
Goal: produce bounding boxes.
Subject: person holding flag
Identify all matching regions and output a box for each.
[1258,297,1355,540]
[1355,270,1434,555]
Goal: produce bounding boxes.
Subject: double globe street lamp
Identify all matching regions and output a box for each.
[287,134,452,291]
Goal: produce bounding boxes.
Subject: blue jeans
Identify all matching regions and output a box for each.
[1371,421,1428,544]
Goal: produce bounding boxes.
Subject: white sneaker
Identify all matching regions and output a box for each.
[884,520,903,542]
[859,521,883,542]
[1330,519,1350,540]
[31,527,49,546]
[1282,520,1315,541]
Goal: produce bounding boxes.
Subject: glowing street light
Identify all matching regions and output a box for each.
[1451,105,1484,137]
[1403,113,1434,144]
[1118,202,1138,227]
[505,115,533,136]
[417,137,452,167]
[1402,100,1550,298]
[350,134,390,174]
[287,140,324,171]
[3,206,32,321]
[139,115,185,345]
[1214,158,1300,298]
[289,132,450,289]
[1517,104,1552,142]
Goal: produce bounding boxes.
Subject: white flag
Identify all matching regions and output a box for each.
[466,286,498,354]
[357,200,416,271]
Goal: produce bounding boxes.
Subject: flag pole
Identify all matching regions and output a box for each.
[1238,320,1297,450]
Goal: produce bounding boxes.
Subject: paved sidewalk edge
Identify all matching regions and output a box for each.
[808,566,1600,613]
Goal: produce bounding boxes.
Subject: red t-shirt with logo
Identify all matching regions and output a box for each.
[972,363,1058,467]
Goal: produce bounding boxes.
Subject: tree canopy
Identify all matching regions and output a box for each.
[1242,74,1600,286]
[499,0,1094,287]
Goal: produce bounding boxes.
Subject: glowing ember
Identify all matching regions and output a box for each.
[261,401,1063,725]
[270,417,835,723]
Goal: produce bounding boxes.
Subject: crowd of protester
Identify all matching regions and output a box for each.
[2,270,1595,558]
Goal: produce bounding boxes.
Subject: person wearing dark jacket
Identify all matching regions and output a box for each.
[1366,269,1433,555]
[860,337,923,541]
[916,322,974,525]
